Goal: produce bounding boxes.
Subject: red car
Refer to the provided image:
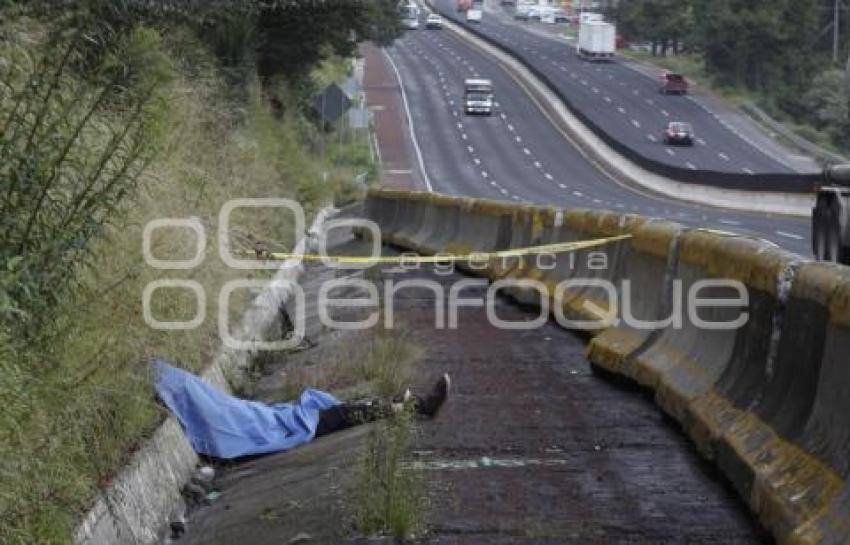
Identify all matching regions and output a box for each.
[660,72,688,95]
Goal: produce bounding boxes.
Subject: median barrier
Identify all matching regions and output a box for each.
[363,189,850,544]
[444,199,517,259]
[587,220,686,374]
[626,232,794,424]
[541,209,644,330]
[363,190,404,239]
[690,263,850,544]
[389,192,432,251]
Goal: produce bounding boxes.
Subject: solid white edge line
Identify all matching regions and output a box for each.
[383,47,434,193]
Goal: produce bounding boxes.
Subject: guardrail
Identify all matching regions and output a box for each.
[430,4,822,194]
[364,188,850,544]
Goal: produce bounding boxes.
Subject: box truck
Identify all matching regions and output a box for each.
[577,21,616,61]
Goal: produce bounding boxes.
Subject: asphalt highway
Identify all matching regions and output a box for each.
[385,27,813,255]
[431,0,802,177]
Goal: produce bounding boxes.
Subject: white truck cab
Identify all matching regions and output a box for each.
[464,78,494,115]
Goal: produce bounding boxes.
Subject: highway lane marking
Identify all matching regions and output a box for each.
[507,124,515,131]
[718,152,729,161]
[481,170,489,178]
[473,158,481,165]
[696,138,706,146]
[593,199,602,204]
[558,183,567,189]
[776,231,804,241]
[533,161,542,169]
[617,107,626,114]
[467,145,474,153]
[645,99,654,106]
[500,112,507,119]
[515,135,522,142]
[743,167,755,174]
[631,120,641,128]
[647,134,657,142]
[666,148,676,156]
[719,219,741,226]
[523,147,531,155]
[686,162,697,170]
[661,110,669,117]
[544,173,553,180]
[573,191,584,197]
[461,133,468,140]
[604,96,612,103]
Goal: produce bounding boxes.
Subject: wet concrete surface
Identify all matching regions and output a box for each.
[174,235,771,544]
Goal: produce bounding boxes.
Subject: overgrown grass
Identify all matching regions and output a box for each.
[272,326,423,404]
[0,15,375,544]
[355,406,428,541]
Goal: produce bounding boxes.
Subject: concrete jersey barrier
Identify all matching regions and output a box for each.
[364,188,850,544]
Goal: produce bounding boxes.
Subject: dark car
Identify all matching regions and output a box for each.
[664,121,694,145]
[660,72,688,95]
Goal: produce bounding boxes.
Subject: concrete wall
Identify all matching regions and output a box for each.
[363,188,850,545]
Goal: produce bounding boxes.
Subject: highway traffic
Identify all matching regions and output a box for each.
[431,0,803,178]
[385,19,813,255]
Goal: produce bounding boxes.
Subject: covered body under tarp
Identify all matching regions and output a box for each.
[154,361,340,459]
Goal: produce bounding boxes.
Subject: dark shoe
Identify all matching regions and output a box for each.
[418,373,451,418]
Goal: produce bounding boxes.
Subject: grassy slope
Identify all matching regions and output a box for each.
[0,26,373,545]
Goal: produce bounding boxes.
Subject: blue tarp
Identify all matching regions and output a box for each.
[154,361,340,459]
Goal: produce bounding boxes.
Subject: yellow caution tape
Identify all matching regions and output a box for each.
[239,234,632,265]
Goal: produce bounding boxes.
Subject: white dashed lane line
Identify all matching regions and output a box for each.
[776,231,804,241]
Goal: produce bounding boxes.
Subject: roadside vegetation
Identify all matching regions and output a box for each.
[355,405,429,542]
[0,1,400,543]
[615,0,850,155]
[270,326,424,404]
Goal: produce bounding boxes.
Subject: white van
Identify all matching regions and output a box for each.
[464,78,493,115]
[466,8,483,23]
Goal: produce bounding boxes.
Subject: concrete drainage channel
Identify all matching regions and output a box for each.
[422,1,815,218]
[73,207,337,545]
